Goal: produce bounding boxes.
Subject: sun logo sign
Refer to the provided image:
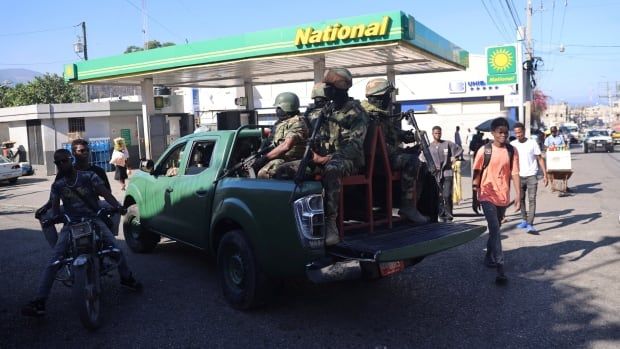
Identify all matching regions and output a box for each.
[486,45,517,85]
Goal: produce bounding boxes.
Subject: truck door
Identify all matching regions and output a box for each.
[164,138,218,247]
[145,141,188,238]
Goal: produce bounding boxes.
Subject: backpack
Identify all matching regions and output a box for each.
[469,134,484,153]
[480,142,515,173]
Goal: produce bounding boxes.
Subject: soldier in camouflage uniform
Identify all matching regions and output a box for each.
[276,68,368,246]
[255,92,308,179]
[304,82,328,125]
[361,78,429,223]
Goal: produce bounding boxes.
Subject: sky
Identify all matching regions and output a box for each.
[1,0,618,105]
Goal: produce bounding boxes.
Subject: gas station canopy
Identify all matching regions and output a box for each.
[64,11,469,87]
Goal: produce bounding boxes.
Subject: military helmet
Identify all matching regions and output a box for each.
[365,78,394,97]
[273,92,300,113]
[323,68,353,90]
[311,82,326,99]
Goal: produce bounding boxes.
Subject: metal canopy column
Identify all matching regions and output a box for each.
[387,66,396,102]
[244,80,254,111]
[140,78,154,159]
[313,57,325,83]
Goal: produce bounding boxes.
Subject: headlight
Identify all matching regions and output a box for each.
[587,139,594,144]
[293,194,324,248]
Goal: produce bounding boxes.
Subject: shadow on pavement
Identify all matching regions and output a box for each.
[536,211,602,233]
[569,182,602,194]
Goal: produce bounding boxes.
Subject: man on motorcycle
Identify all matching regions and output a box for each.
[22,149,142,317]
[36,139,121,247]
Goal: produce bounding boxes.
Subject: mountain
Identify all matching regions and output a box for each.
[0,69,43,86]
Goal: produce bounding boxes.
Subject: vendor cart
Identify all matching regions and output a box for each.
[545,150,572,195]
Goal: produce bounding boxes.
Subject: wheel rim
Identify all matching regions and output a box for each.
[227,251,245,287]
[129,216,141,240]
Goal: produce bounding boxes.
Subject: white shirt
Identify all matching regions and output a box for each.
[511,138,541,177]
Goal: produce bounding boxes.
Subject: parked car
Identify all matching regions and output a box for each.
[611,131,620,146]
[0,155,21,184]
[583,130,614,153]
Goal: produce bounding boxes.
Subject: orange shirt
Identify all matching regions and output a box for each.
[473,144,520,207]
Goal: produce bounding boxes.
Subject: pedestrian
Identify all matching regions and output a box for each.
[254,92,308,179]
[454,126,462,147]
[361,78,428,223]
[511,122,548,234]
[1,141,17,161]
[110,137,130,191]
[421,126,463,222]
[544,126,565,150]
[472,117,521,284]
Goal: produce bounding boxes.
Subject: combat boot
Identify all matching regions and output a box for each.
[398,206,429,224]
[324,216,341,246]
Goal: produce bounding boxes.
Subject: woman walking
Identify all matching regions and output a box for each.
[110,137,130,191]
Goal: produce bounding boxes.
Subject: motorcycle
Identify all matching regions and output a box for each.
[43,208,123,330]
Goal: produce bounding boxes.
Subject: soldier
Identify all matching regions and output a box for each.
[255,92,308,179]
[276,68,368,246]
[361,78,429,223]
[304,82,328,124]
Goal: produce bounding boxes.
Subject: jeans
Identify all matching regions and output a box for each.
[39,201,121,247]
[438,176,454,219]
[36,218,131,300]
[481,201,507,266]
[520,175,538,225]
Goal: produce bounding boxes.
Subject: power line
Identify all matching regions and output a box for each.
[509,0,523,25]
[502,0,520,32]
[0,25,73,38]
[123,0,186,43]
[549,0,556,47]
[480,0,512,42]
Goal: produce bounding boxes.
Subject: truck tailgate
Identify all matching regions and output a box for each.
[328,222,486,262]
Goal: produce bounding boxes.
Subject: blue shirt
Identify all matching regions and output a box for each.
[51,171,104,221]
[544,135,565,147]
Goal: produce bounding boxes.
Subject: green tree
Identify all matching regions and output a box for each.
[124,40,175,53]
[0,74,84,107]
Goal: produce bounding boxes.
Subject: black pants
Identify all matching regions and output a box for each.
[438,176,453,219]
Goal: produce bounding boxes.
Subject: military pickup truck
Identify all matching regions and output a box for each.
[122,125,485,310]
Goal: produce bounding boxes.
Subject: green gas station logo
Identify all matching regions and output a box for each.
[486,45,517,85]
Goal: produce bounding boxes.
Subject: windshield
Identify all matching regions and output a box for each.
[588,130,609,137]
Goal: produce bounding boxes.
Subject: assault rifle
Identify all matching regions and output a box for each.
[290,102,333,201]
[402,110,448,212]
[214,144,274,182]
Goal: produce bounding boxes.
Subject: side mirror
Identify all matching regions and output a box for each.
[140,159,155,174]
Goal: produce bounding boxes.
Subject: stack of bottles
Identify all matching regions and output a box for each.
[547,144,569,151]
[89,138,113,171]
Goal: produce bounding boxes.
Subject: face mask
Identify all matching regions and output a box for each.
[275,108,288,120]
[323,85,336,100]
[314,97,326,108]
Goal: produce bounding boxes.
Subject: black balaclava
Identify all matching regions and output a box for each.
[313,97,327,109]
[368,92,392,111]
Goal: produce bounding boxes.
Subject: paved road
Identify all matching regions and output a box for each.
[1,147,619,348]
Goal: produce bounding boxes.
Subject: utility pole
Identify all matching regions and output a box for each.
[523,0,534,135]
[81,22,88,60]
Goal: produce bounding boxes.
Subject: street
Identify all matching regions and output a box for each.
[1,147,619,349]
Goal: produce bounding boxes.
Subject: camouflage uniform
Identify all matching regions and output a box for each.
[276,99,368,219]
[361,100,422,212]
[319,99,368,219]
[257,114,308,179]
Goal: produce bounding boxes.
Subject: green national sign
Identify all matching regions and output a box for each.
[486,45,517,85]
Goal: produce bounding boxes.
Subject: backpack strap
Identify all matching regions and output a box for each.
[481,142,514,173]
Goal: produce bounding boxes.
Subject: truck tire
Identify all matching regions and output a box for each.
[583,144,589,153]
[123,204,160,253]
[217,229,271,310]
[8,177,17,184]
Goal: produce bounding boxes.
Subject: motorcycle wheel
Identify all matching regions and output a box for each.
[73,257,102,330]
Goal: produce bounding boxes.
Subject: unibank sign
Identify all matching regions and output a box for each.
[294,16,392,46]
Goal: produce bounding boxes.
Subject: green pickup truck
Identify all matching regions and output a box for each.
[123,126,485,309]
